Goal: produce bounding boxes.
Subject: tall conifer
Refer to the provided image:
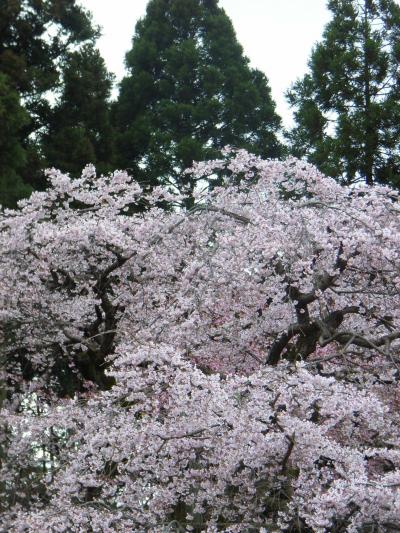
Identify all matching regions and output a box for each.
[114,0,282,204]
[0,73,31,207]
[0,0,99,203]
[42,44,115,177]
[287,0,400,186]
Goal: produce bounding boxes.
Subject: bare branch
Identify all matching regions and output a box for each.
[194,205,251,225]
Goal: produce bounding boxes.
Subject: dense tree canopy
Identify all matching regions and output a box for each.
[0,0,99,205]
[1,151,399,531]
[114,0,282,203]
[0,0,97,119]
[0,72,31,207]
[1,3,400,528]
[287,0,400,187]
[42,43,115,177]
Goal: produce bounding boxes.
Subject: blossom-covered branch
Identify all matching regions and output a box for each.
[1,152,399,531]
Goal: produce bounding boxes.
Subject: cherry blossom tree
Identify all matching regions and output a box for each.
[1,149,399,531]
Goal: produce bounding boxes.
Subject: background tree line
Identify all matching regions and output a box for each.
[1,0,400,209]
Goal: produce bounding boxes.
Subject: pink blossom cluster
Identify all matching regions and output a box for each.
[1,150,399,531]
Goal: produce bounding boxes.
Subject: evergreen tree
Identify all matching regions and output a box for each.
[42,44,115,177]
[0,0,98,201]
[114,0,282,204]
[287,0,400,187]
[0,73,31,207]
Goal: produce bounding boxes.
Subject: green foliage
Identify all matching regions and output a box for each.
[0,1,97,93]
[0,73,32,208]
[0,0,99,201]
[114,0,282,204]
[42,44,115,176]
[287,0,400,186]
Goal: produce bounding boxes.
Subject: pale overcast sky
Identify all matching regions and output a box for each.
[80,0,331,126]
